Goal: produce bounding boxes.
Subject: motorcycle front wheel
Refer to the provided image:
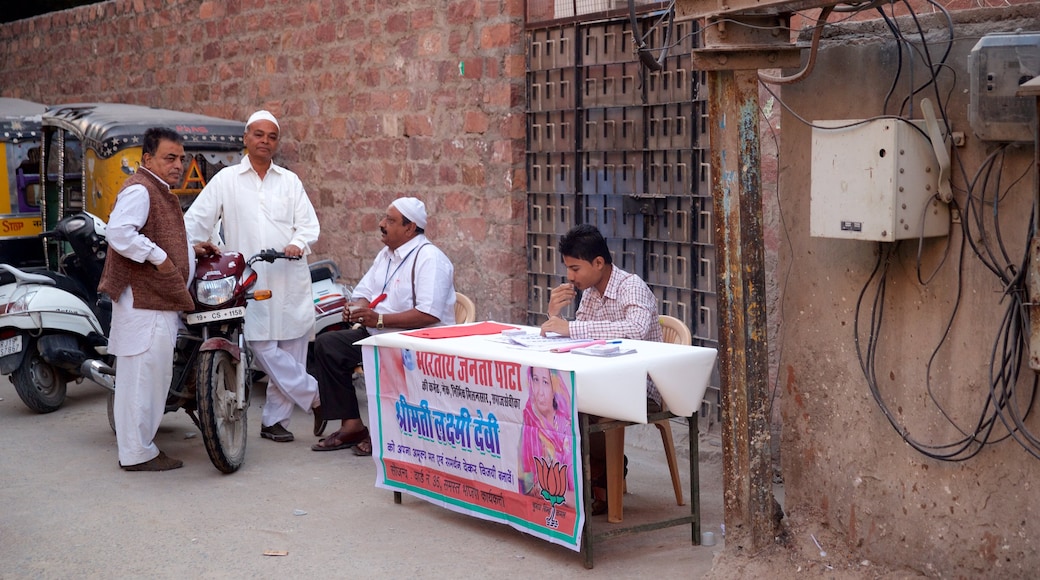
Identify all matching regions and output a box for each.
[196,350,247,473]
[12,337,69,413]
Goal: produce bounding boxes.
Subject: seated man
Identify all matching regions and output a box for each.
[311,197,456,456]
[539,223,663,513]
[540,223,663,347]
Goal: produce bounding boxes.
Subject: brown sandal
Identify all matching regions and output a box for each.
[353,434,373,456]
[311,427,368,452]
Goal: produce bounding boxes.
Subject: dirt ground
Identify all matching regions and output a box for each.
[2,377,726,578]
[1,374,935,579]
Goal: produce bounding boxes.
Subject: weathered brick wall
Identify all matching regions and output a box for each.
[0,0,528,323]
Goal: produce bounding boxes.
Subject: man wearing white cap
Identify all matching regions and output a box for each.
[311,197,456,455]
[184,110,321,443]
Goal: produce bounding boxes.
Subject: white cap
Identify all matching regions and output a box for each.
[391,197,427,229]
[246,110,279,130]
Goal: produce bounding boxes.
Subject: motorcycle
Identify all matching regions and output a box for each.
[94,248,293,474]
[0,212,111,413]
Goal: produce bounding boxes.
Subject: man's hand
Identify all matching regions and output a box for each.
[540,315,570,337]
[193,242,221,258]
[547,282,576,317]
[283,243,304,258]
[346,306,378,328]
[156,258,177,274]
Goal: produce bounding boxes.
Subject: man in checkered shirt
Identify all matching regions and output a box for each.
[540,223,663,346]
[540,223,665,513]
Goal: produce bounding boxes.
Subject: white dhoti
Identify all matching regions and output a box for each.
[250,336,319,428]
[113,311,178,466]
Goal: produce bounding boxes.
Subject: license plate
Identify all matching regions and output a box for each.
[0,335,22,357]
[186,306,246,325]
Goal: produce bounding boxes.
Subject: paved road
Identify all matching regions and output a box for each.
[0,378,723,578]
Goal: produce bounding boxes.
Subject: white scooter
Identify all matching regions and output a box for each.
[0,213,112,413]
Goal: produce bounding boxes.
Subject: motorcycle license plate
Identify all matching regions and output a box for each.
[186,306,246,326]
[0,335,22,357]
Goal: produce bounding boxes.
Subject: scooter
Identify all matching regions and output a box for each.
[0,212,111,413]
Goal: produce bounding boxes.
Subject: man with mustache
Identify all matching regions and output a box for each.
[311,197,456,456]
[100,127,218,471]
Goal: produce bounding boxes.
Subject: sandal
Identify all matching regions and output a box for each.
[353,434,373,456]
[311,427,368,452]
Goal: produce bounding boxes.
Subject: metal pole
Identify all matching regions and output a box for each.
[708,67,777,552]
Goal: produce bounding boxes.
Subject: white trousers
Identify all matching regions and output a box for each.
[251,336,319,428]
[114,312,177,466]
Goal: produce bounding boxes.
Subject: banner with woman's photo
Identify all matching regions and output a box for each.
[361,345,586,551]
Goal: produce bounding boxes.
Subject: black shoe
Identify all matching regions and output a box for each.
[261,423,294,442]
[121,450,184,471]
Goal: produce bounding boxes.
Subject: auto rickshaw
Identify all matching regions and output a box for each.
[38,103,246,263]
[0,98,49,268]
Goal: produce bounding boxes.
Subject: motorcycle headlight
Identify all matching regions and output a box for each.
[195,276,236,306]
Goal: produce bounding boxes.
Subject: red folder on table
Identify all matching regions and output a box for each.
[403,321,519,339]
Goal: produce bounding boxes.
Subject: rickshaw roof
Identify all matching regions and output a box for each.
[43,103,245,158]
[0,98,46,143]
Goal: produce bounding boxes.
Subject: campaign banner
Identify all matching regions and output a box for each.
[362,345,586,551]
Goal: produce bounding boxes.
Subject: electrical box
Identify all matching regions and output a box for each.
[968,32,1040,142]
[810,119,950,241]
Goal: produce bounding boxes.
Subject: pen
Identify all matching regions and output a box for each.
[551,339,607,353]
[367,293,387,309]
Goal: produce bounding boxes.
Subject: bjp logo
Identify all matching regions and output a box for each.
[534,456,568,529]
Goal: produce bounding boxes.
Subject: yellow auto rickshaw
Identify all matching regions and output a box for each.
[0,98,49,267]
[38,103,245,244]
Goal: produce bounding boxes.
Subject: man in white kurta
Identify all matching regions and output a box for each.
[183,111,321,442]
[102,128,217,471]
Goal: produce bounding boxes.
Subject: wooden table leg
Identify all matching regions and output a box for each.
[605,426,625,524]
[580,413,595,569]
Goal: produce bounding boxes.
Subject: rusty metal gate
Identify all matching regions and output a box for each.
[525,2,720,425]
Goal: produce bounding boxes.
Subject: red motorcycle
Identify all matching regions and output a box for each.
[97,248,294,473]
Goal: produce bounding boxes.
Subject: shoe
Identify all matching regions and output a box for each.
[311,426,369,452]
[261,423,294,442]
[313,406,327,437]
[121,450,183,472]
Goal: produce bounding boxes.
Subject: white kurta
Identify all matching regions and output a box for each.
[106,176,195,465]
[183,156,320,342]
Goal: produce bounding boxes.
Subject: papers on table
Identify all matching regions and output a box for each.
[570,344,636,357]
[496,330,591,352]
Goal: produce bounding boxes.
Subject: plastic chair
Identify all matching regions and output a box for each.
[600,315,688,522]
[454,292,476,324]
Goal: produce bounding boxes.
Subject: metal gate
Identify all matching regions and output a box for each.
[525,3,720,425]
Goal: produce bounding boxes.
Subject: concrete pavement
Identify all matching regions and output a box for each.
[0,378,724,578]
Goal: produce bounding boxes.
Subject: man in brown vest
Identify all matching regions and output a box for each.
[98,127,217,471]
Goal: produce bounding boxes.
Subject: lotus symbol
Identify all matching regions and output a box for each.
[535,456,568,529]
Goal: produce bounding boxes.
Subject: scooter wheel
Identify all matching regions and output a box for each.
[12,339,68,413]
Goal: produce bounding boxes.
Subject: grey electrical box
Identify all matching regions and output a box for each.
[968,32,1040,142]
[810,119,950,241]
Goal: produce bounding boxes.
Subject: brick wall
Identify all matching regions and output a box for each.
[0,0,528,322]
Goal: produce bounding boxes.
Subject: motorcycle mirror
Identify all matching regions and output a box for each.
[250,289,273,301]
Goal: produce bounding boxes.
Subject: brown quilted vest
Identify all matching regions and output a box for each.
[98,170,194,311]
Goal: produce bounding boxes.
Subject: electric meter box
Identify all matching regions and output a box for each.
[810,119,950,241]
[968,32,1040,142]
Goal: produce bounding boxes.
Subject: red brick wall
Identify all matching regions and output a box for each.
[0,0,528,323]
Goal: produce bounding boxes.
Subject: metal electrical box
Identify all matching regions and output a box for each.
[810,119,950,241]
[968,32,1040,142]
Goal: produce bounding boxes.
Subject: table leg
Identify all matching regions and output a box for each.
[605,426,625,523]
[690,413,700,545]
[580,413,595,569]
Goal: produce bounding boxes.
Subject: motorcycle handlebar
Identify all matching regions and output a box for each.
[249,249,302,265]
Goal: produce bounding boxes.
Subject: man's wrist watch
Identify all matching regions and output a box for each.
[376,314,384,329]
